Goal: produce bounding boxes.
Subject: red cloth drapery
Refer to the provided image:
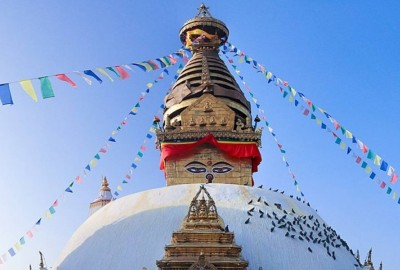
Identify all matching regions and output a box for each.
[160,134,262,172]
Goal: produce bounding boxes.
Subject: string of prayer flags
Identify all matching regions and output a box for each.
[221,50,306,198]
[112,59,188,197]
[0,62,182,265]
[223,42,399,204]
[0,50,183,106]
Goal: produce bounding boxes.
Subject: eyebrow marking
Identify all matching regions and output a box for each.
[185,161,207,167]
[212,161,232,167]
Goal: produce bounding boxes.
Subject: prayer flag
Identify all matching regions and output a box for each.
[115,66,130,79]
[131,163,137,169]
[19,237,25,245]
[26,230,33,238]
[90,160,96,167]
[380,181,386,189]
[374,155,382,166]
[108,137,116,142]
[123,180,128,184]
[146,133,152,139]
[0,83,13,105]
[14,242,21,251]
[367,150,375,160]
[99,148,107,153]
[85,165,91,171]
[137,151,143,157]
[117,185,123,191]
[106,67,120,78]
[8,248,15,257]
[380,160,388,172]
[19,80,38,102]
[347,147,352,154]
[84,70,103,84]
[39,77,55,99]
[355,156,362,164]
[387,166,394,176]
[49,206,56,214]
[369,172,376,179]
[94,154,101,160]
[65,187,73,193]
[114,191,119,196]
[53,200,58,207]
[74,71,92,85]
[387,187,392,194]
[390,173,398,184]
[96,68,114,81]
[35,218,41,225]
[361,161,367,168]
[56,74,77,88]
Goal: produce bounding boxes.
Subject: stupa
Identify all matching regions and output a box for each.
[54,4,379,270]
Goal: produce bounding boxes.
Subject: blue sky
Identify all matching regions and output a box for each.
[0,1,399,269]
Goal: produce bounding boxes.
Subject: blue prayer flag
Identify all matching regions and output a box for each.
[0,83,13,105]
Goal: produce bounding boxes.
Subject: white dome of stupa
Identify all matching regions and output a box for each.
[54,184,362,270]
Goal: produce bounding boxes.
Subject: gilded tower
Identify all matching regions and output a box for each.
[157,4,262,186]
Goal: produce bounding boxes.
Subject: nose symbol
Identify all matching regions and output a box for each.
[206,173,214,183]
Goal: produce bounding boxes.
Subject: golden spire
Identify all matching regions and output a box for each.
[39,251,45,268]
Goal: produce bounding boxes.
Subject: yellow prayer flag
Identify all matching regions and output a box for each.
[45,211,52,219]
[134,157,141,162]
[296,185,300,192]
[90,160,97,167]
[146,83,153,88]
[345,130,353,139]
[19,80,38,102]
[112,131,117,136]
[117,185,123,191]
[290,88,297,96]
[374,155,382,166]
[97,68,114,82]
[131,107,138,113]
[288,95,294,102]
[316,119,322,125]
[340,141,346,150]
[318,107,325,113]
[365,166,372,174]
[14,242,21,251]
[393,192,397,200]
[266,71,272,79]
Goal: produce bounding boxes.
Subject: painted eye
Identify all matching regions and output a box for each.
[186,167,207,174]
[212,166,232,174]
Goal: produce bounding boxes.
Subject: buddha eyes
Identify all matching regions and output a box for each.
[185,162,233,174]
[186,167,207,173]
[212,166,232,174]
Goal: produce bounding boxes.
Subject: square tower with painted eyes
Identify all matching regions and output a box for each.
[156,5,262,186]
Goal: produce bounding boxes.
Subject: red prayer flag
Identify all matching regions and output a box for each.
[56,74,77,88]
[380,181,387,189]
[115,66,130,79]
[391,173,398,184]
[355,156,362,164]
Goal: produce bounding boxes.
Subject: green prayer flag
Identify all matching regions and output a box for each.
[367,150,375,160]
[94,154,100,160]
[138,151,143,157]
[311,114,316,120]
[340,126,346,135]
[39,77,55,99]
[311,104,316,112]
[361,161,368,168]
[335,138,341,144]
[387,187,392,194]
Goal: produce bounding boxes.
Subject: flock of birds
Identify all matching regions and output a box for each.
[236,185,363,268]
